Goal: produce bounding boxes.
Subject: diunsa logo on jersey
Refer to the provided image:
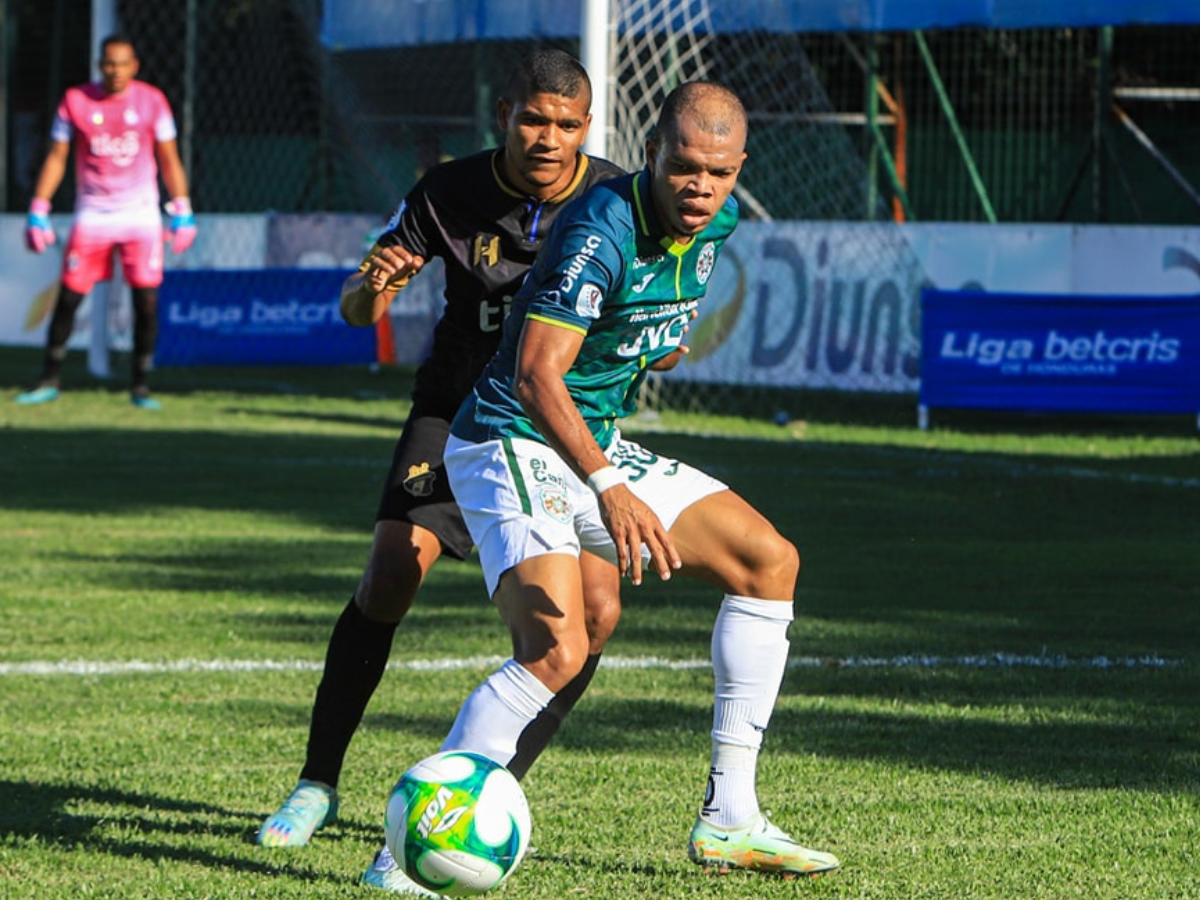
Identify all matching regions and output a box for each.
[575,283,603,319]
[696,242,716,285]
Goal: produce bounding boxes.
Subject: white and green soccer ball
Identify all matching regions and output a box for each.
[385,750,532,897]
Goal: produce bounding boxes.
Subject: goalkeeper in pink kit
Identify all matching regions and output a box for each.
[18,34,195,410]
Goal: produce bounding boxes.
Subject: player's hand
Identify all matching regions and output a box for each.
[596,483,681,586]
[25,198,56,254]
[164,197,197,254]
[365,245,425,294]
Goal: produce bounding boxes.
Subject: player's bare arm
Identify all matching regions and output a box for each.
[30,140,70,202]
[156,138,190,199]
[513,318,680,585]
[340,243,425,327]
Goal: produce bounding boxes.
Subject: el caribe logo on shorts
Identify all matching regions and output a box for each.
[530,457,571,524]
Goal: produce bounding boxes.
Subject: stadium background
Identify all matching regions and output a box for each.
[2,0,1199,413]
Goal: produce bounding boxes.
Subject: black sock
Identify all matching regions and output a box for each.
[40,288,85,384]
[507,652,602,781]
[299,598,398,788]
[130,287,158,391]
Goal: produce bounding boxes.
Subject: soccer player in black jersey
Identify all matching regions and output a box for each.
[256,49,624,892]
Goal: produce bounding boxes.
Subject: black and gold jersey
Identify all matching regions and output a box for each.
[371,149,624,419]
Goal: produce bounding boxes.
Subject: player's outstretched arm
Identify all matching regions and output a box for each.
[340,243,424,327]
[513,319,680,585]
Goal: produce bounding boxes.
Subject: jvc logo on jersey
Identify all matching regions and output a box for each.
[559,234,604,293]
[616,311,692,358]
[90,131,140,167]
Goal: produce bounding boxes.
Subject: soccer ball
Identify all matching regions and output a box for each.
[385,750,532,897]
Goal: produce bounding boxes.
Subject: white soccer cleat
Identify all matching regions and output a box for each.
[361,844,445,897]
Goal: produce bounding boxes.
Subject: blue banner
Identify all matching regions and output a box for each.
[920,289,1200,415]
[323,0,1200,48]
[156,269,374,367]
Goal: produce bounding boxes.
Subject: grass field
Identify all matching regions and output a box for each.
[2,347,1198,900]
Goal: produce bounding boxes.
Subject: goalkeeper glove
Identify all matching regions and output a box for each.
[165,197,197,254]
[25,198,56,254]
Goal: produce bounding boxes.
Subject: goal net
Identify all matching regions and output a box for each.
[604,0,925,414]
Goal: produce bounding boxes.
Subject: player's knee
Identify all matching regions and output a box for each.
[583,590,621,653]
[525,635,590,693]
[355,553,422,623]
[735,529,800,598]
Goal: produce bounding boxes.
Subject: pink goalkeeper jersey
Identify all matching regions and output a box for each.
[51,79,177,216]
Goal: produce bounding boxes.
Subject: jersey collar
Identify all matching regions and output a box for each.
[490,150,591,204]
[631,169,693,257]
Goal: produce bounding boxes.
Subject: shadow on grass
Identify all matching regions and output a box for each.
[541,691,1199,796]
[0,778,375,882]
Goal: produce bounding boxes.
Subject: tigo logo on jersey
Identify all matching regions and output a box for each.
[575,284,603,319]
[90,131,140,167]
[696,242,716,285]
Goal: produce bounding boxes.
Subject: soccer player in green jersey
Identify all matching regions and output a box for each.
[255,50,626,895]
[440,81,841,879]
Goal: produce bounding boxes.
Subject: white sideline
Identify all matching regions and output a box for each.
[0,653,1180,677]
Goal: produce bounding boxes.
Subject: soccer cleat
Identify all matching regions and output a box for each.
[130,390,162,411]
[15,385,59,406]
[256,780,338,847]
[361,844,444,897]
[687,813,840,878]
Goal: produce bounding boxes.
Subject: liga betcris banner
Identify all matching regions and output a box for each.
[155,268,374,366]
[920,289,1200,415]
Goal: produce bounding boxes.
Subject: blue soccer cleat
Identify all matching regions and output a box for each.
[15,385,59,405]
[256,780,338,848]
[130,389,162,410]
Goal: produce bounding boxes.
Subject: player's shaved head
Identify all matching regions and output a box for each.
[654,81,747,144]
[504,49,592,109]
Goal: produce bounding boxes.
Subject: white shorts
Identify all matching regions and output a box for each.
[444,431,727,596]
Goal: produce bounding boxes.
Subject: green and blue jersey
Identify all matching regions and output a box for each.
[452,169,739,449]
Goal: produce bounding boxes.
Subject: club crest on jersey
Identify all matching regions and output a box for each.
[696,242,716,285]
[124,108,140,125]
[403,462,436,497]
[575,283,603,319]
[473,233,501,268]
[537,484,572,524]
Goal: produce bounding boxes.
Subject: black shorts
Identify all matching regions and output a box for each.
[375,415,473,560]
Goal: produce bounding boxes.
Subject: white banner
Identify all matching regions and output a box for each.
[4,215,1198,391]
[1,214,266,353]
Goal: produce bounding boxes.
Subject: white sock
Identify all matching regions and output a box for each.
[440,659,555,767]
[702,594,793,827]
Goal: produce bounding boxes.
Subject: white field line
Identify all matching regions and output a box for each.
[0,653,1181,678]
